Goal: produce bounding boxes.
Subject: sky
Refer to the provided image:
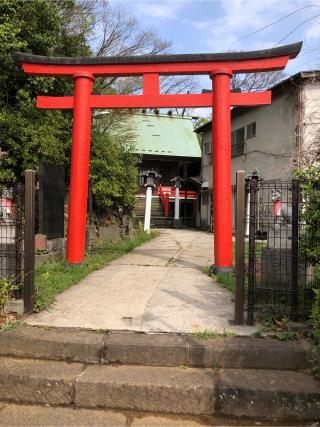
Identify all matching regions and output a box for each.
[108,0,320,115]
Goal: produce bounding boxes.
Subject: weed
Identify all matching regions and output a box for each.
[0,319,26,330]
[275,331,299,341]
[0,278,18,312]
[203,267,235,294]
[202,266,211,275]
[256,310,301,341]
[258,311,274,331]
[310,286,320,378]
[191,329,235,340]
[215,272,235,293]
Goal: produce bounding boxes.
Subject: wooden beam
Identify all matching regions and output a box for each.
[37,91,272,110]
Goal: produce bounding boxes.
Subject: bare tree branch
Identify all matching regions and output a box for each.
[231,70,286,92]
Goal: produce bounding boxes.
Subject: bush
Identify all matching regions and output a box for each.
[296,167,320,377]
[0,278,17,312]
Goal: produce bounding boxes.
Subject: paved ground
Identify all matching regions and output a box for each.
[27,229,256,335]
[1,403,310,426]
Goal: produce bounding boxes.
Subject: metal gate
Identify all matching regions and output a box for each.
[234,171,318,325]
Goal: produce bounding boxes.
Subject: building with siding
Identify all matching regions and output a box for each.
[195,70,320,231]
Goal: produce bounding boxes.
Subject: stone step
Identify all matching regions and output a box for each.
[135,211,171,216]
[0,326,310,370]
[0,356,319,419]
[75,364,214,414]
[0,357,84,406]
[216,368,320,420]
[0,357,214,415]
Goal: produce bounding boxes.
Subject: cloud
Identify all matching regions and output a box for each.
[201,0,310,52]
[304,19,320,41]
[181,18,211,30]
[134,1,183,19]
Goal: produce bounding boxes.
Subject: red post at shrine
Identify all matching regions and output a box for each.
[211,70,233,272]
[67,72,94,263]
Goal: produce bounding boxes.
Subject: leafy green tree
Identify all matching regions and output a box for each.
[90,113,139,213]
[296,166,320,266]
[296,166,320,378]
[0,0,90,184]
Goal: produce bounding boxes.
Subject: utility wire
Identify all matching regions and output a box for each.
[228,4,320,51]
[274,14,320,46]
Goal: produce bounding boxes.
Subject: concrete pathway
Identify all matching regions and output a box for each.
[27,229,256,335]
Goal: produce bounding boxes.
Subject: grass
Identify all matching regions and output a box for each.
[34,230,159,312]
[215,272,235,293]
[203,266,236,294]
[203,240,267,295]
[191,329,235,340]
[244,240,267,258]
[0,319,26,330]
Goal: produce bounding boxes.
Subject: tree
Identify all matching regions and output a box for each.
[87,1,196,98]
[0,0,90,184]
[90,113,139,213]
[231,70,286,92]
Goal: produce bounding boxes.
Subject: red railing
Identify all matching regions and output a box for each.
[157,186,197,200]
[158,185,198,217]
[158,185,170,217]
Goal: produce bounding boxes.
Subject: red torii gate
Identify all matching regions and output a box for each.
[14,42,302,270]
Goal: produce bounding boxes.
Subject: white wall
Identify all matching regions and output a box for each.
[231,87,298,184]
[301,81,320,166]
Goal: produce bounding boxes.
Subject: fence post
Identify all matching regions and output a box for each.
[234,171,245,324]
[88,180,93,225]
[14,183,24,292]
[165,193,169,217]
[291,178,299,321]
[247,175,258,326]
[24,170,36,313]
[184,189,187,227]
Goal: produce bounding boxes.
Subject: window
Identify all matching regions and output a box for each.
[246,122,256,139]
[204,141,211,154]
[231,127,245,157]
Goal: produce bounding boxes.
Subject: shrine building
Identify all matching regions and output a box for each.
[130,111,201,227]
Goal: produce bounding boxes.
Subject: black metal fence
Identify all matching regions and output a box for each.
[0,171,36,313]
[235,172,319,324]
[0,184,24,298]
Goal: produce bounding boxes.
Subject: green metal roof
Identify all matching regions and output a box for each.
[130,113,201,158]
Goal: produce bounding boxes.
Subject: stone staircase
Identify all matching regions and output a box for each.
[0,325,319,423]
[134,196,173,228]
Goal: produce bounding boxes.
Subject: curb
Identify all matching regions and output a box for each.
[0,326,310,370]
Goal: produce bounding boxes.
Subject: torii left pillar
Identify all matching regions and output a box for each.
[67,72,94,263]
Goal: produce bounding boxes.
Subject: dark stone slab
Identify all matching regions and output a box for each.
[186,337,310,370]
[103,332,186,366]
[0,356,84,405]
[217,369,320,420]
[0,326,104,363]
[13,42,302,66]
[75,365,215,415]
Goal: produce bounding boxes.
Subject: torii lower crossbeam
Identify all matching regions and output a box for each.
[14,42,302,268]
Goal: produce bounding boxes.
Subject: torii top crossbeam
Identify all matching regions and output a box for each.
[14,42,302,268]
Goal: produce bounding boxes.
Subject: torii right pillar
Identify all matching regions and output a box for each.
[211,69,233,273]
